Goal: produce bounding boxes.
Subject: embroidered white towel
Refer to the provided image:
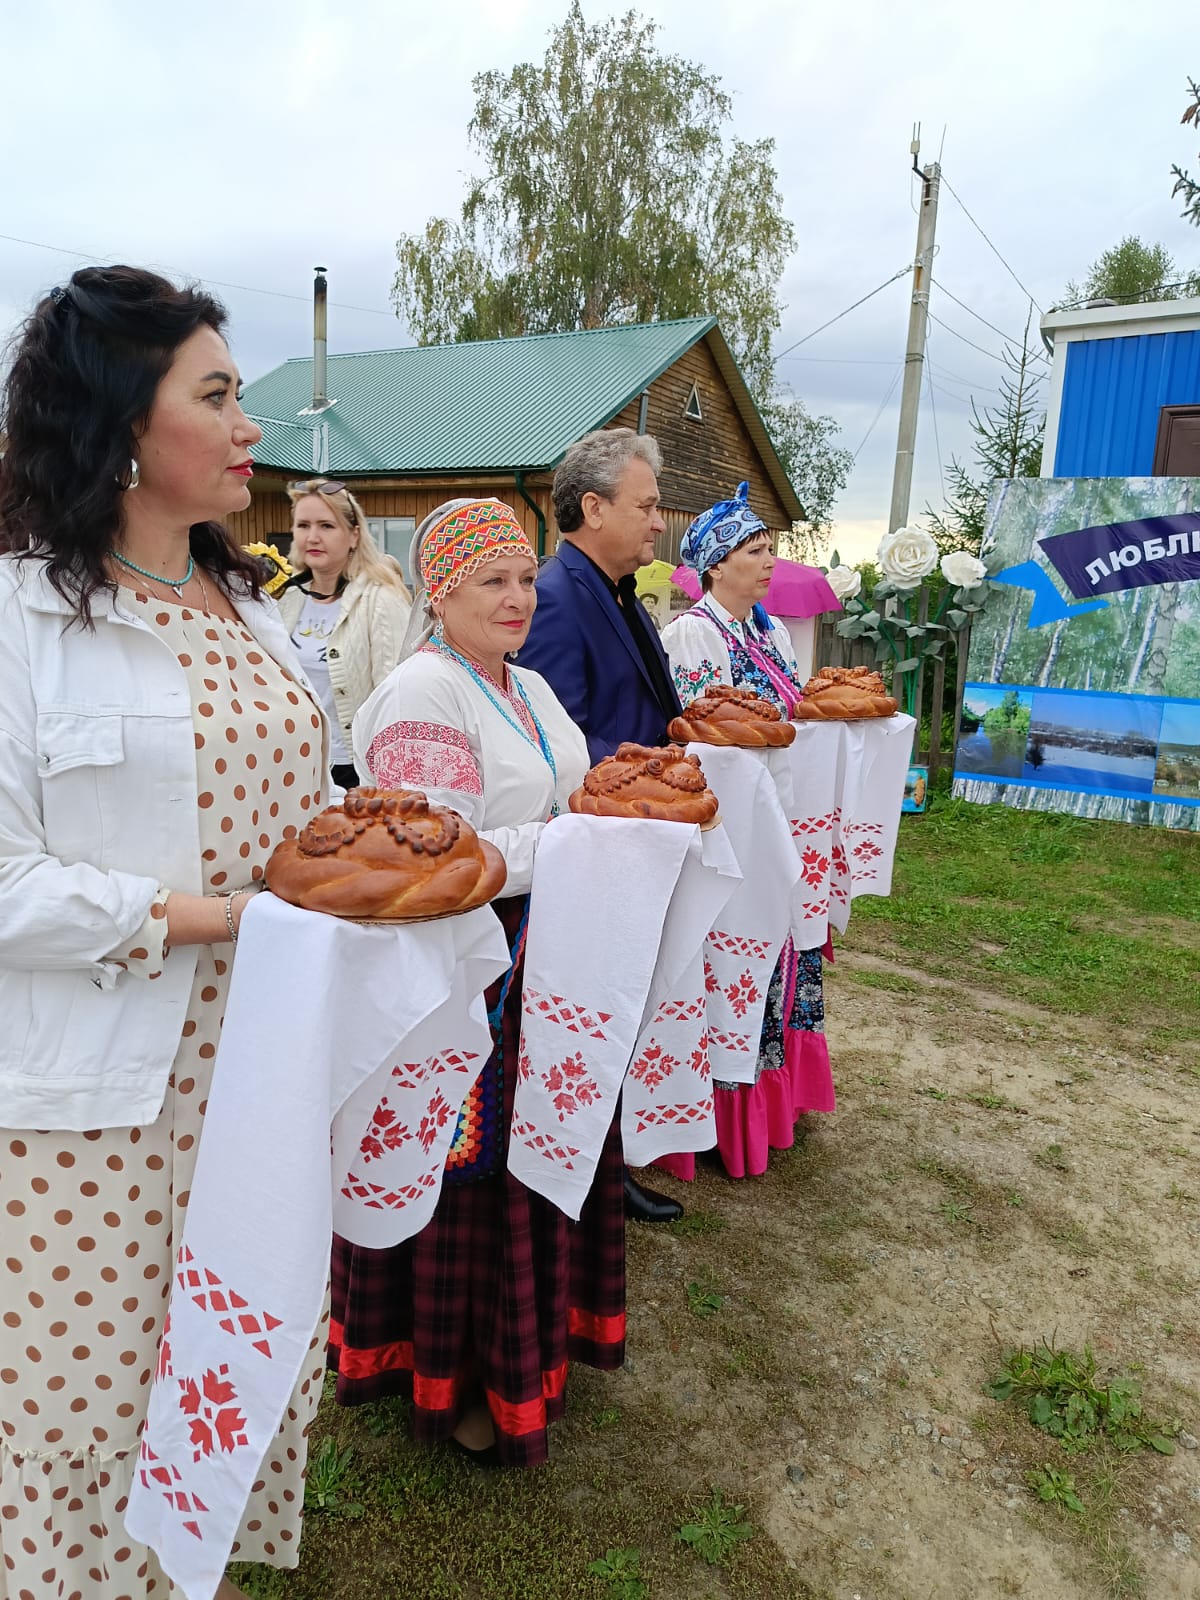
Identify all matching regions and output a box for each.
[681,745,802,1086]
[509,815,721,1219]
[125,893,510,1598]
[621,822,741,1164]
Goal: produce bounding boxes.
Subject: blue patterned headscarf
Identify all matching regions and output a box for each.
[680,481,765,576]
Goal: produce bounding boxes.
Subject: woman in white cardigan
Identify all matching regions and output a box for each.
[0,265,328,1600]
[277,479,412,786]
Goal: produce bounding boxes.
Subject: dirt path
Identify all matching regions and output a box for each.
[622,946,1200,1598]
[258,927,1199,1600]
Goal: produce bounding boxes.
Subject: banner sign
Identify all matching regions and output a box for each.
[1039,512,1200,597]
[954,478,1199,831]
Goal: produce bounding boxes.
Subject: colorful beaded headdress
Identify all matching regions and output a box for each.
[419,500,535,603]
[680,481,765,576]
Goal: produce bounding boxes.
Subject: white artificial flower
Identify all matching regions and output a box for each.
[825,564,863,603]
[940,550,987,588]
[876,525,939,589]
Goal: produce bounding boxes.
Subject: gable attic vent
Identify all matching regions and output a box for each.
[683,382,704,422]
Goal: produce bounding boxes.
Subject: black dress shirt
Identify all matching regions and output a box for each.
[576,550,679,726]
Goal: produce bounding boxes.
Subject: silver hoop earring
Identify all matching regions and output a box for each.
[124,459,140,491]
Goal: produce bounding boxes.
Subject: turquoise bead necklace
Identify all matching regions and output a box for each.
[424,632,560,814]
[111,548,194,600]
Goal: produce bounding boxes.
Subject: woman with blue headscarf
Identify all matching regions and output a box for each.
[662,482,802,709]
[660,483,834,1181]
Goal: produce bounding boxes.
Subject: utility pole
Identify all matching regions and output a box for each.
[888,131,940,534]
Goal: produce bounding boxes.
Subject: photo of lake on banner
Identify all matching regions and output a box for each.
[956,478,1200,829]
[1024,690,1162,798]
[1154,703,1200,802]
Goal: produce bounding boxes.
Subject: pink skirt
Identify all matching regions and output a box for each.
[654,1026,834,1181]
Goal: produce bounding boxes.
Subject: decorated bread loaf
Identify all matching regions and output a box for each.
[669,683,796,748]
[792,665,899,721]
[568,743,719,824]
[267,788,507,919]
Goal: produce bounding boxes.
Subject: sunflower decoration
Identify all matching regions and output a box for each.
[246,542,294,597]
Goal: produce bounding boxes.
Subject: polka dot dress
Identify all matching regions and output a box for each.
[0,596,328,1599]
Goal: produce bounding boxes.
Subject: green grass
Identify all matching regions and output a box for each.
[227,797,1197,1600]
[987,1342,1179,1456]
[847,795,1200,1031]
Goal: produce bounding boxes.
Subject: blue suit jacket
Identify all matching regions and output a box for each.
[516,540,682,763]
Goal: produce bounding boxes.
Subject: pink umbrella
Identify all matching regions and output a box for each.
[670,556,842,619]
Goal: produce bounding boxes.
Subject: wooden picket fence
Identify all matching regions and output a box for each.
[811,596,972,785]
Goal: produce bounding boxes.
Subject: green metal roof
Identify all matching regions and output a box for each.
[244,315,718,476]
[242,315,803,521]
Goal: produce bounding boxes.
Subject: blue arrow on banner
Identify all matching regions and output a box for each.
[989,561,1110,629]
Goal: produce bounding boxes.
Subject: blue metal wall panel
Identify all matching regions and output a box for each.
[1054,329,1200,474]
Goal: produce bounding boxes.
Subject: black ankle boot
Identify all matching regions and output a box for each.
[623,1168,683,1223]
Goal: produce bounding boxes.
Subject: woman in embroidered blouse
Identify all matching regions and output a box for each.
[328,498,626,1467]
[659,482,835,1180]
[276,480,411,789]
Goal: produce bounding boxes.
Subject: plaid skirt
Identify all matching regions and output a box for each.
[328,896,626,1467]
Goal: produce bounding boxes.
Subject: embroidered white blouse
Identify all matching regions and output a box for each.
[351,650,589,895]
[660,596,799,703]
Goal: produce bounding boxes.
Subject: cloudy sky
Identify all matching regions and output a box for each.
[3,0,1196,560]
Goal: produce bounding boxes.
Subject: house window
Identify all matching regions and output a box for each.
[368,517,417,584]
[683,382,704,422]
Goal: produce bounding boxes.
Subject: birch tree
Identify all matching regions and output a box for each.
[390,2,851,523]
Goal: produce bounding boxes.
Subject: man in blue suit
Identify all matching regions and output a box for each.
[517,428,686,1222]
[517,428,681,760]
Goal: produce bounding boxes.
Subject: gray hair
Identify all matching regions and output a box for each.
[553,428,663,533]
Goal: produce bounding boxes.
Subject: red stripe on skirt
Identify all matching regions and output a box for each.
[329,1324,570,1425]
[486,1362,570,1437]
[568,1306,626,1345]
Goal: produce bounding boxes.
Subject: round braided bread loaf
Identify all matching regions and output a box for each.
[267,788,507,919]
[669,683,796,748]
[792,665,899,721]
[568,743,719,823]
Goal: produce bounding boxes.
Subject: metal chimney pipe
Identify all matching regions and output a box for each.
[312,266,328,411]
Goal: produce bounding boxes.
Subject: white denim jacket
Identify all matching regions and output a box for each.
[0,556,326,1131]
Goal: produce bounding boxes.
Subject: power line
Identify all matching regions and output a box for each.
[927,311,1009,366]
[939,174,1044,313]
[928,363,984,392]
[928,354,993,385]
[928,380,975,405]
[930,277,1023,346]
[0,229,399,320]
[774,354,901,366]
[1053,277,1200,311]
[772,265,912,362]
[853,363,904,460]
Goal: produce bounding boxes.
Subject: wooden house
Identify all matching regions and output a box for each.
[232,316,802,582]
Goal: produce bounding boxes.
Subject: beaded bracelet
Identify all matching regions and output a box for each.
[224,885,260,946]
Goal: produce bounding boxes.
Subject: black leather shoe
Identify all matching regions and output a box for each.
[623,1169,684,1223]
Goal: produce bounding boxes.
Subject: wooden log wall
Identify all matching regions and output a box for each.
[228,475,556,552]
[606,336,791,549]
[228,332,794,572]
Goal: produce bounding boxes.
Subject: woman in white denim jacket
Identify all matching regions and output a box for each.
[0,266,329,1600]
[276,479,411,788]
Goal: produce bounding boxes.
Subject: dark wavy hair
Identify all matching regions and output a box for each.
[0,264,263,624]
